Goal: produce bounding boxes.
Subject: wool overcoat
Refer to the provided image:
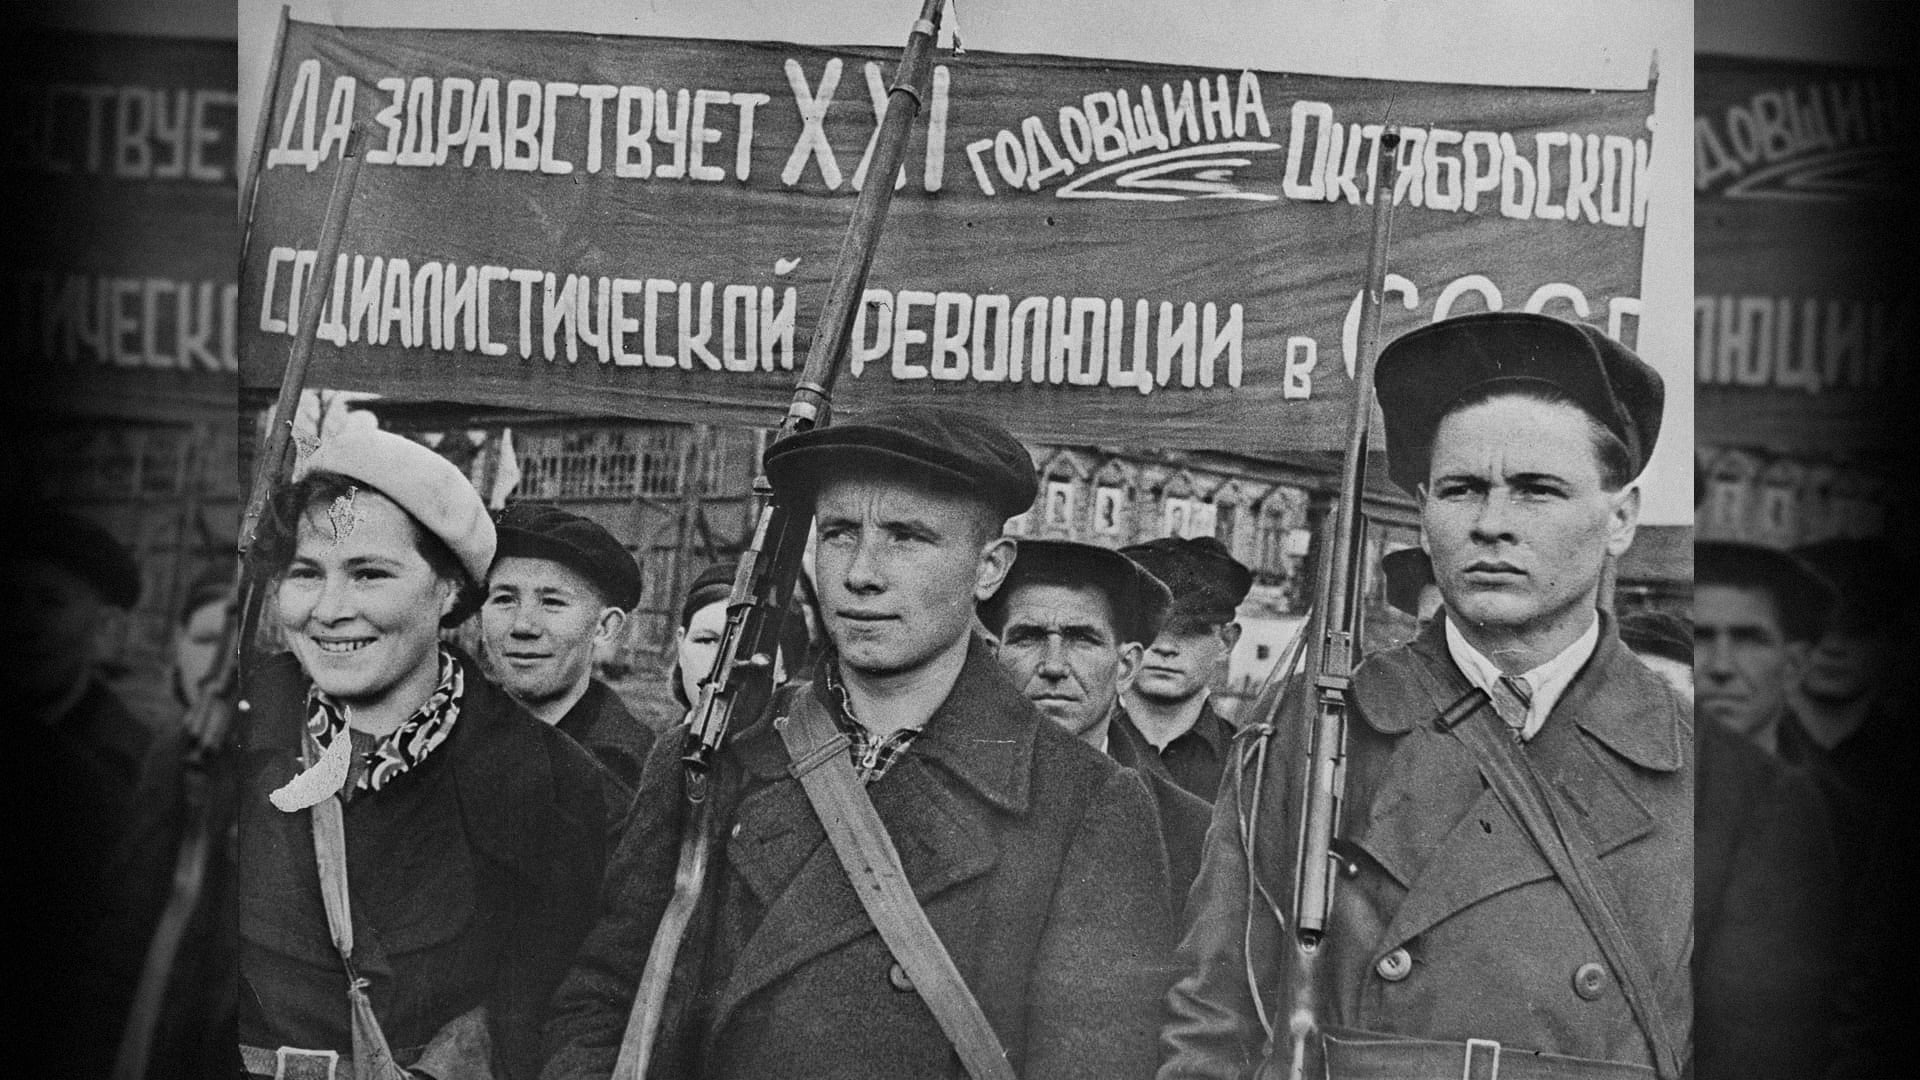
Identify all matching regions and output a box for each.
[1160,614,1693,1079]
[1109,707,1214,917]
[555,678,655,791]
[238,649,619,1080]
[542,639,1178,1080]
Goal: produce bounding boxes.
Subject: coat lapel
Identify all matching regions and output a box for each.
[1351,615,1675,950]
[708,640,1024,1032]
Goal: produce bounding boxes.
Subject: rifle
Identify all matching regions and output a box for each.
[1272,130,1402,1080]
[610,4,949,1077]
[111,127,367,1080]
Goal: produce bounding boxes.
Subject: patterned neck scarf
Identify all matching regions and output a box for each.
[305,647,464,792]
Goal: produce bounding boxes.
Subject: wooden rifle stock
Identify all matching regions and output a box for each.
[611,5,948,1076]
[1279,131,1401,1080]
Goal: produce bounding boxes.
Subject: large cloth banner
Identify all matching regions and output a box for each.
[241,22,1653,453]
[1694,55,1908,455]
[4,30,241,401]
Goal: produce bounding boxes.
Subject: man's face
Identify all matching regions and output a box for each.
[1695,584,1800,740]
[1421,396,1637,649]
[1799,622,1891,705]
[813,474,1012,679]
[481,556,619,711]
[0,556,106,704]
[994,582,1141,742]
[1133,617,1238,704]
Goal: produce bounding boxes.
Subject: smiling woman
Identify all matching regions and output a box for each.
[237,427,622,1080]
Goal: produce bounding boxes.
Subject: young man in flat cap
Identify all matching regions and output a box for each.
[1116,536,1253,803]
[544,404,1176,1080]
[483,503,654,787]
[1163,312,1691,1079]
[979,538,1212,914]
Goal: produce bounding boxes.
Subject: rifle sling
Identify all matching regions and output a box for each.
[1444,694,1684,1080]
[305,735,410,1080]
[776,692,1017,1080]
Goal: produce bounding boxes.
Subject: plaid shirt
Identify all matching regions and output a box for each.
[822,661,922,784]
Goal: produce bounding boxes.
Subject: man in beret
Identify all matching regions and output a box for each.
[1779,538,1916,810]
[1116,535,1252,803]
[544,405,1175,1080]
[1164,312,1692,1079]
[978,538,1212,915]
[483,503,654,787]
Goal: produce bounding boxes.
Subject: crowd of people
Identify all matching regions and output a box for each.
[14,309,1909,1079]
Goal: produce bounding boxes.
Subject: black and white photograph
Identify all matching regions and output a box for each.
[8,0,1915,1077]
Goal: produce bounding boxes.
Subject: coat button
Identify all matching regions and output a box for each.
[1573,962,1609,1000]
[888,962,915,992]
[1375,948,1412,982]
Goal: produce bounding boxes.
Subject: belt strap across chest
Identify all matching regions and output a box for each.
[775,692,1017,1080]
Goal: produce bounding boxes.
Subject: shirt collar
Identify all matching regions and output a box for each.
[1443,614,1600,741]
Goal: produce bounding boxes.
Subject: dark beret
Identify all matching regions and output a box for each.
[1374,312,1665,494]
[1792,537,1902,631]
[1380,546,1435,618]
[980,539,1173,646]
[1,505,141,609]
[1617,609,1693,667]
[1695,540,1836,644]
[1119,535,1251,627]
[763,404,1039,522]
[681,561,740,628]
[491,502,642,610]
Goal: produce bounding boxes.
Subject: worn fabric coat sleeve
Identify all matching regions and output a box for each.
[1158,718,1296,1080]
[1024,767,1179,1080]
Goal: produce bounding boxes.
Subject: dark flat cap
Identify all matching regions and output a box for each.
[492,503,641,610]
[1374,312,1665,494]
[1,505,141,609]
[1792,537,1902,632]
[980,539,1173,646]
[1696,540,1835,644]
[681,560,740,628]
[1617,609,1692,667]
[1380,546,1435,618]
[763,405,1039,521]
[1119,536,1252,627]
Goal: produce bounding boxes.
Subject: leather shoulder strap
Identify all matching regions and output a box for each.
[776,693,1017,1080]
[305,737,409,1080]
[1444,694,1685,1080]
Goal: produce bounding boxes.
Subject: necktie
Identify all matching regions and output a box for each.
[1490,674,1534,738]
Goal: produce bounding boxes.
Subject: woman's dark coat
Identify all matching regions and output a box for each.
[238,649,619,1080]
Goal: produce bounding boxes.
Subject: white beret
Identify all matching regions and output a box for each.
[297,427,496,585]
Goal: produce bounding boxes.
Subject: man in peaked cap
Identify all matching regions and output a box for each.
[1164,312,1692,1079]
[978,539,1211,915]
[1117,535,1252,803]
[482,502,654,788]
[545,404,1176,1080]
